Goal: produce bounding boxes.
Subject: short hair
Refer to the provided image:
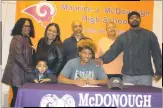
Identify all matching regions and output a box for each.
[128,11,140,21]
[106,21,116,27]
[71,20,82,28]
[36,59,48,66]
[106,21,116,31]
[11,18,35,38]
[77,39,96,54]
[44,23,62,44]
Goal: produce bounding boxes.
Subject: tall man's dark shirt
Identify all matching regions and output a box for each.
[100,28,162,76]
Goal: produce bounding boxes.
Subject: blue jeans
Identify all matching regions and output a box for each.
[123,75,152,86]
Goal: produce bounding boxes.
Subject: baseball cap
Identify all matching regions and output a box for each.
[107,74,124,90]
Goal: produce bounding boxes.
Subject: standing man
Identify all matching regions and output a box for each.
[95,11,162,86]
[63,20,87,63]
[96,21,123,74]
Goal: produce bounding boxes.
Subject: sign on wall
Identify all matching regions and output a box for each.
[16,1,154,49]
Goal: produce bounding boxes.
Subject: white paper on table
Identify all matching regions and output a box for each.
[123,83,135,85]
[81,84,101,87]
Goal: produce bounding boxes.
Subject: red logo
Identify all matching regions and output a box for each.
[21,2,57,27]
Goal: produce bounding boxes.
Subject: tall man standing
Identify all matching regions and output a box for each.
[95,11,162,86]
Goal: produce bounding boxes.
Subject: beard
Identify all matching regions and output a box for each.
[130,24,139,28]
[129,21,140,28]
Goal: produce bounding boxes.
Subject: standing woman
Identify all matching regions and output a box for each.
[1,18,35,107]
[36,23,65,77]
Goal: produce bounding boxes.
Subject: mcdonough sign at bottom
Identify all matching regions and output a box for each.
[40,93,152,107]
[14,83,162,107]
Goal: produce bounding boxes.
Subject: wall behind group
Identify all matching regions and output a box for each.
[0,1,162,107]
[16,1,154,49]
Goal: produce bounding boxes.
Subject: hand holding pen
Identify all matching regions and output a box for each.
[74,74,87,87]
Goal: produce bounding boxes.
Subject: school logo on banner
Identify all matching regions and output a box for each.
[21,1,57,27]
[39,93,152,107]
[40,94,75,107]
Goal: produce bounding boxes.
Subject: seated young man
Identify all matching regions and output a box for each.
[58,39,108,87]
[26,60,57,83]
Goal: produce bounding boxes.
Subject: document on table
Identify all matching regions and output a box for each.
[81,84,101,87]
[123,83,135,85]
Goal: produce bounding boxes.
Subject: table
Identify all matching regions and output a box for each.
[15,83,162,107]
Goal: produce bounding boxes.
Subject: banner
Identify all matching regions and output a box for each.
[15,1,154,49]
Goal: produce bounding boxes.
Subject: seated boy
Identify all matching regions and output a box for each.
[58,39,108,87]
[27,60,57,83]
